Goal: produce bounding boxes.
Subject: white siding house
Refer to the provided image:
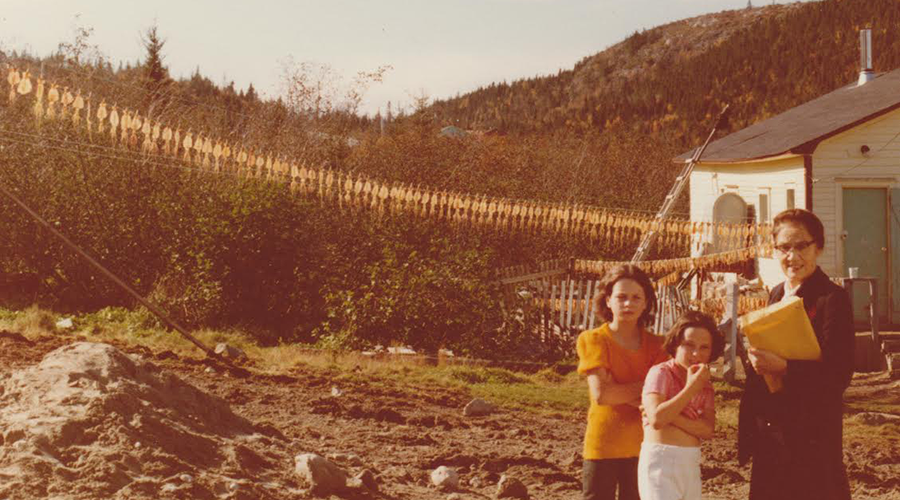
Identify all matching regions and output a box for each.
[677,68,900,326]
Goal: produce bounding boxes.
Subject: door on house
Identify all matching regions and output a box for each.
[842,188,889,327]
[890,189,900,325]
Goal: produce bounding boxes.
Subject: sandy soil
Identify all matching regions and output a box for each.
[0,331,896,500]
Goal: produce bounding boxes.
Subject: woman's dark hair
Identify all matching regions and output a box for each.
[662,310,725,361]
[594,264,656,327]
[773,209,825,250]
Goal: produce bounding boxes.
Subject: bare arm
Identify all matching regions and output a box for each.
[586,368,643,406]
[670,407,715,440]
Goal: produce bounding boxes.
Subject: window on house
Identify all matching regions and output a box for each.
[787,189,795,210]
[759,193,770,223]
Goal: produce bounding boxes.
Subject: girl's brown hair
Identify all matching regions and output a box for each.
[662,310,725,361]
[594,264,657,328]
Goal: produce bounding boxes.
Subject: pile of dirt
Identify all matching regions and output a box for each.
[0,342,295,499]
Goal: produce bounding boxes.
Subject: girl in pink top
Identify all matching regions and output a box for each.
[638,311,724,500]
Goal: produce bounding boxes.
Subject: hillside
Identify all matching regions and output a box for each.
[428,0,900,147]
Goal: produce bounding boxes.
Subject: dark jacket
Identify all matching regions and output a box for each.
[738,267,854,500]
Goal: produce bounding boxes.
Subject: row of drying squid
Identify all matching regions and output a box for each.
[700,294,769,320]
[5,66,774,253]
[575,245,772,286]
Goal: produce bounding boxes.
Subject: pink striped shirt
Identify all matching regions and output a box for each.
[642,359,714,425]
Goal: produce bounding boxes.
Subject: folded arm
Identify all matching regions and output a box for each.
[643,389,696,430]
[671,404,715,440]
[587,368,642,407]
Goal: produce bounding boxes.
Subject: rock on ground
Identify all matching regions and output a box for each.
[431,465,459,490]
[294,453,349,496]
[497,474,529,498]
[464,398,496,417]
[0,342,283,499]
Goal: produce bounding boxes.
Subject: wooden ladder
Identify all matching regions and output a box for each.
[631,105,730,263]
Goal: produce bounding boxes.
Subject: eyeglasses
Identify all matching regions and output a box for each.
[774,240,816,254]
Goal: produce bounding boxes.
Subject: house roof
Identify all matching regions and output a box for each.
[675,68,900,163]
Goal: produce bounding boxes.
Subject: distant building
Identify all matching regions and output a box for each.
[439,125,468,138]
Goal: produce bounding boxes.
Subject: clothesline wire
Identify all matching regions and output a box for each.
[4,60,697,218]
[4,56,274,130]
[0,127,704,219]
[0,131,238,180]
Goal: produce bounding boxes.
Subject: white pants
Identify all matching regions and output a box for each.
[637,442,702,500]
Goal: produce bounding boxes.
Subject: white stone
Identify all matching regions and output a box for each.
[387,346,417,355]
[430,466,459,491]
[55,318,74,330]
[214,343,247,361]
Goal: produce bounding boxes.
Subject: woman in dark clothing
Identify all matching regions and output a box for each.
[738,209,854,500]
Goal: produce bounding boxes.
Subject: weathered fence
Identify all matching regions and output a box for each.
[498,264,766,382]
[497,260,691,338]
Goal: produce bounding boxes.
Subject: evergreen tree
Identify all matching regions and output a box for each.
[141,23,171,112]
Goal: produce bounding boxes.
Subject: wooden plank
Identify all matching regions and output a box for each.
[654,286,663,333]
[543,277,550,335]
[550,282,558,334]
[584,279,594,332]
[497,268,567,285]
[573,278,580,330]
[723,283,739,383]
[579,279,587,331]
[571,279,581,331]
[588,280,597,330]
[560,280,567,329]
[580,279,588,332]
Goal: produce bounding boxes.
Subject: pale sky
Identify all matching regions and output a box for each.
[0,0,816,116]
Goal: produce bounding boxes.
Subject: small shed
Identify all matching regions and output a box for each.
[676,67,900,327]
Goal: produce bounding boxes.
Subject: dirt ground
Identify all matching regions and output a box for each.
[0,331,897,500]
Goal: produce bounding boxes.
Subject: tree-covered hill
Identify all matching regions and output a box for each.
[427,0,900,149]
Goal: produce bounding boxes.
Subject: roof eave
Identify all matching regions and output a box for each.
[678,151,801,166]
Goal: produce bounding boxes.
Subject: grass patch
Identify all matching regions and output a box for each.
[0,305,593,416]
[468,379,586,415]
[405,364,587,415]
[0,305,59,336]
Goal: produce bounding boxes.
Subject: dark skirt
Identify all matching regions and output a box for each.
[748,417,850,500]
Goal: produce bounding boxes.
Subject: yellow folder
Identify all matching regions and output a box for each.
[738,296,821,392]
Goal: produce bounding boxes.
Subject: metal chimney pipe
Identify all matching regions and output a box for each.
[858,28,875,86]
